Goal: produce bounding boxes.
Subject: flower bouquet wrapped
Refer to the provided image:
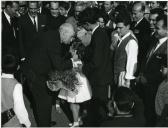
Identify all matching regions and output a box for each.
[47,69,80,94]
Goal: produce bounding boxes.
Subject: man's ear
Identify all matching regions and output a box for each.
[6,5,11,11]
[127,24,130,29]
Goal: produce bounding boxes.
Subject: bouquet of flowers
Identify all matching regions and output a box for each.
[47,69,80,94]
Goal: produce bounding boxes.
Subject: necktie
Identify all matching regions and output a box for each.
[33,17,37,32]
[10,17,16,38]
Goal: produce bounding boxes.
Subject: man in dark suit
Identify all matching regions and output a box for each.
[131,2,151,74]
[149,8,164,36]
[135,8,165,100]
[46,1,66,30]
[2,1,19,59]
[103,1,115,38]
[139,15,167,126]
[26,23,77,126]
[148,8,164,47]
[78,7,113,126]
[18,1,47,61]
[103,1,115,29]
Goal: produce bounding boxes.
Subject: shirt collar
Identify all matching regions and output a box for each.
[118,31,136,47]
[28,13,37,20]
[159,37,168,44]
[121,31,131,41]
[28,13,38,24]
[4,10,11,24]
[91,24,99,34]
[107,9,112,15]
[2,73,14,78]
[135,17,144,26]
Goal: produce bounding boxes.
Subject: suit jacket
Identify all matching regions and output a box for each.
[82,27,113,86]
[26,30,73,77]
[18,13,47,59]
[2,11,19,57]
[46,14,66,30]
[131,18,151,65]
[143,39,167,85]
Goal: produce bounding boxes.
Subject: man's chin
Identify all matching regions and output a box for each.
[150,27,155,30]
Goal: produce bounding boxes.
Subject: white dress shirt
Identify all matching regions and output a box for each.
[28,13,38,31]
[134,17,144,27]
[4,10,16,37]
[4,10,11,24]
[118,32,138,80]
[2,73,31,127]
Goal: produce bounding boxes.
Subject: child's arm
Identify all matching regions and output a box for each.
[13,83,31,127]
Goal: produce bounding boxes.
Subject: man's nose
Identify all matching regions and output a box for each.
[116,28,120,32]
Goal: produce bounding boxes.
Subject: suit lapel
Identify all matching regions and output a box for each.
[2,12,11,26]
[153,40,167,55]
[146,40,167,65]
[25,14,36,30]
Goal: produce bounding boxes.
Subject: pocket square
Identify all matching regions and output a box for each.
[156,55,162,59]
[41,24,46,27]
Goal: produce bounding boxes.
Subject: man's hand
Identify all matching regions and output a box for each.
[124,79,131,88]
[21,57,26,62]
[140,75,147,85]
[110,31,120,51]
[69,46,76,56]
[77,63,83,71]
[72,53,79,62]
[55,104,62,113]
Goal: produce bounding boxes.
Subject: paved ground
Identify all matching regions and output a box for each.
[24,94,71,127]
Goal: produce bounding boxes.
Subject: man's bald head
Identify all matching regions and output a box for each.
[132,2,145,22]
[59,23,75,44]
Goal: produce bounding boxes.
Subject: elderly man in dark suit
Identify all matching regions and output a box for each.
[78,7,113,126]
[139,15,167,126]
[2,1,19,59]
[131,2,151,74]
[46,1,66,30]
[25,23,77,126]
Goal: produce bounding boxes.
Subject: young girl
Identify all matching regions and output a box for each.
[58,60,92,127]
[47,27,92,127]
[1,55,31,127]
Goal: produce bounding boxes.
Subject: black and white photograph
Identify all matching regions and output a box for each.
[1,1,168,127]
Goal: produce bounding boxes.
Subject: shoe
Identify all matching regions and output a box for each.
[69,122,79,127]
[78,117,83,126]
[50,121,56,126]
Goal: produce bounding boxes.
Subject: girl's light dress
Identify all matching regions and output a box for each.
[58,72,92,103]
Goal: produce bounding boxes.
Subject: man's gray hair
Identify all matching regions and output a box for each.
[59,23,75,35]
[59,23,75,43]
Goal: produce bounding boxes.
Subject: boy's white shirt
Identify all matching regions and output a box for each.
[2,73,31,127]
[117,32,138,87]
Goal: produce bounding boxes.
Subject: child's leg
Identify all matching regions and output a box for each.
[70,103,80,122]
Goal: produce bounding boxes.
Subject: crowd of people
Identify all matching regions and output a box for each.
[1,1,168,127]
